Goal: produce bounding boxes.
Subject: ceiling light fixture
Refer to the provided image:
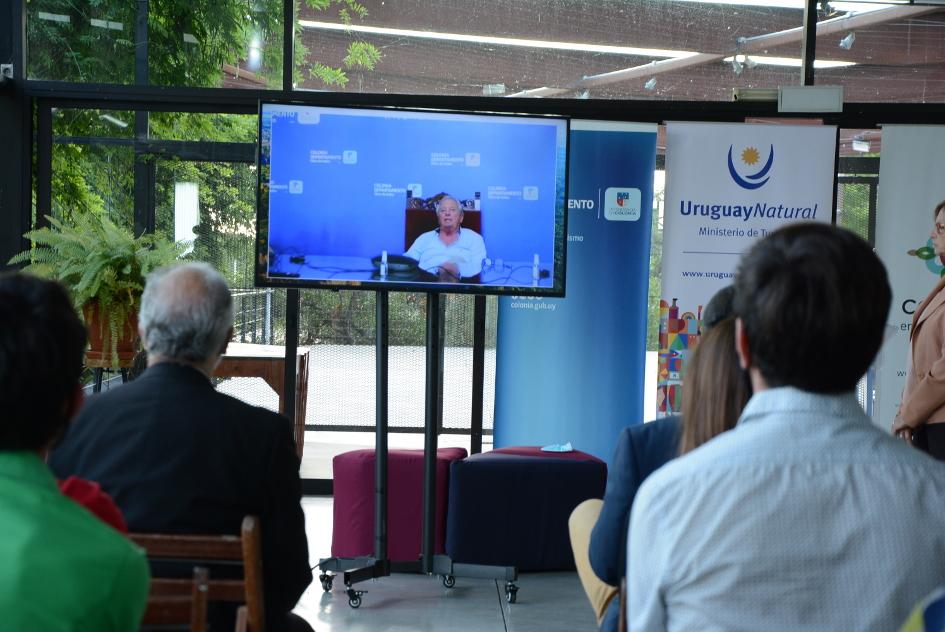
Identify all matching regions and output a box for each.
[298,20,699,60]
[723,55,855,68]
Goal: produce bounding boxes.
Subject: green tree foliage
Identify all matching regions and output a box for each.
[27,0,381,89]
[28,1,489,350]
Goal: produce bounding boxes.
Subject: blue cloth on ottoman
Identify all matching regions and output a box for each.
[445,447,607,571]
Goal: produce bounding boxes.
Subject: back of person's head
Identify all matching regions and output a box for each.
[680,317,751,454]
[139,262,233,365]
[733,222,891,393]
[702,285,735,333]
[0,273,87,450]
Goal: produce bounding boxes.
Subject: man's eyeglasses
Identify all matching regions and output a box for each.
[936,223,945,236]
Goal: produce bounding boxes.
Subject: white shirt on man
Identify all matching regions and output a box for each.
[628,387,945,632]
[405,228,486,279]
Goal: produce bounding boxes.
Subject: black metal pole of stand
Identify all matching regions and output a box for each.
[316,291,392,608]
[421,292,440,574]
[428,292,519,602]
[470,295,486,455]
[375,291,389,562]
[322,291,517,605]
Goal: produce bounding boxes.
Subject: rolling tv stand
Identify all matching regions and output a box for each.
[316,292,518,608]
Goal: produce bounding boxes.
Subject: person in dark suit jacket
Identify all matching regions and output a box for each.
[50,262,313,632]
[568,285,743,632]
[569,416,680,631]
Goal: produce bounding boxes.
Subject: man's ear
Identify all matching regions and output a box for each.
[735,317,751,370]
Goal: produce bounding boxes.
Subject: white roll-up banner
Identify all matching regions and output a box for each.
[658,122,836,415]
[873,125,945,430]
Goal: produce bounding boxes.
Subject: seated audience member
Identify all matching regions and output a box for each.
[569,286,746,631]
[50,262,313,632]
[0,273,149,629]
[628,223,945,632]
[900,585,945,632]
[405,194,486,280]
[58,475,129,533]
[676,316,751,455]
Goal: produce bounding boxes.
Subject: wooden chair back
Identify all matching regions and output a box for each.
[141,566,209,632]
[131,516,265,632]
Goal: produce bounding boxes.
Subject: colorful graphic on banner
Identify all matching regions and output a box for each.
[873,125,945,429]
[493,121,657,465]
[658,122,836,415]
[657,298,703,414]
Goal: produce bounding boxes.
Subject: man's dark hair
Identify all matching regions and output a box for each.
[0,273,87,450]
[702,285,736,333]
[733,223,891,393]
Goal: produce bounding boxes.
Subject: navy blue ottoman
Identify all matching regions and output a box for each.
[445,447,607,571]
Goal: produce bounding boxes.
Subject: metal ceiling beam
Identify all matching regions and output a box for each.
[512,5,940,97]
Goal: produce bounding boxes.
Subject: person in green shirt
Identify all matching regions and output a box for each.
[0,273,150,631]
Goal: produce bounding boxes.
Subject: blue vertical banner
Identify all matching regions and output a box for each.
[493,121,657,465]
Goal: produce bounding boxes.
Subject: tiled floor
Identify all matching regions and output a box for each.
[296,497,599,632]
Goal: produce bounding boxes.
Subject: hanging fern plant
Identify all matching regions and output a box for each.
[9,214,182,368]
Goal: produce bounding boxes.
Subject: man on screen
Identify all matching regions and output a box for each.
[405,195,487,281]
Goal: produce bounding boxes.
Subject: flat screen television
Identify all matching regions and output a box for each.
[255,101,569,296]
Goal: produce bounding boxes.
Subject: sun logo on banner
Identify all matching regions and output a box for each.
[728,144,774,190]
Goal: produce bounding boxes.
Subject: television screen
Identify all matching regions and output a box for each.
[255,102,569,296]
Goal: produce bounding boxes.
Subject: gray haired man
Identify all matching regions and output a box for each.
[51,262,314,632]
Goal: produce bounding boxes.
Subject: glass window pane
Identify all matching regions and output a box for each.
[815,3,945,103]
[28,1,136,83]
[149,113,257,143]
[51,109,137,228]
[294,1,804,100]
[28,0,283,88]
[154,159,260,285]
[837,127,880,244]
[148,0,283,89]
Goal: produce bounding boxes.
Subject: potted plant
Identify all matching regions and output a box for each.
[9,214,182,368]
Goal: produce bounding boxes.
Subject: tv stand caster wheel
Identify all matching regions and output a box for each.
[505,582,518,604]
[319,573,333,592]
[442,574,455,588]
[346,587,364,609]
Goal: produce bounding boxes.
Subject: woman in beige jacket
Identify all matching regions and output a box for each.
[893,199,945,459]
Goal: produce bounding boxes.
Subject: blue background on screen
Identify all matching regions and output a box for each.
[494,125,657,466]
[264,106,564,268]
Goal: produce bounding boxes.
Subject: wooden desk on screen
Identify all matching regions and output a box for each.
[215,343,309,458]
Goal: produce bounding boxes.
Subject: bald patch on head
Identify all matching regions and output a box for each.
[139,262,233,367]
[150,266,212,314]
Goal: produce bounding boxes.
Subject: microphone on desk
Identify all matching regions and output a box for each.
[380,250,388,278]
[532,253,540,284]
